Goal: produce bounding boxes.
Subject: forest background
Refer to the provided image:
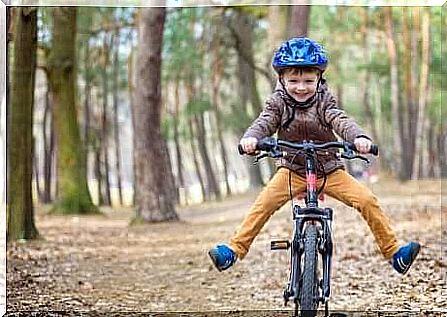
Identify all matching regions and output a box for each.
[4,3,445,234]
[1,1,446,313]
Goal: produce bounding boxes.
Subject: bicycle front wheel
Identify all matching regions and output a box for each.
[300,223,319,317]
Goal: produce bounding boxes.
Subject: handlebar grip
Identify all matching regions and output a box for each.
[350,142,379,156]
[369,144,379,156]
[238,137,277,155]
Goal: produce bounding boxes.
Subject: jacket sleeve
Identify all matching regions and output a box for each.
[242,95,282,140]
[323,91,371,142]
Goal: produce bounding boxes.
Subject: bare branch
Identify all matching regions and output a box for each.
[223,11,273,84]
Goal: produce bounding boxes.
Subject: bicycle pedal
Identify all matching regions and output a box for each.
[271,240,290,250]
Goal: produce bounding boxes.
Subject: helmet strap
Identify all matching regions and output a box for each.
[316,75,323,93]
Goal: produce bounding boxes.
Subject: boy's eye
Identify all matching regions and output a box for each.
[306,80,315,83]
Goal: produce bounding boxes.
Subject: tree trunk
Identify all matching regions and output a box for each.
[112,30,123,206]
[336,83,354,175]
[173,82,185,203]
[42,87,54,203]
[94,146,103,205]
[0,4,6,103]
[374,76,393,172]
[358,8,382,177]
[101,93,111,207]
[188,117,207,201]
[268,5,287,48]
[288,2,311,38]
[185,82,209,201]
[212,36,231,196]
[2,5,11,205]
[194,113,221,200]
[267,5,288,91]
[384,7,404,180]
[132,7,178,222]
[93,87,104,206]
[83,37,91,164]
[420,115,430,178]
[234,11,263,115]
[411,9,430,180]
[162,137,177,204]
[410,8,421,151]
[438,130,447,178]
[427,124,436,178]
[172,124,182,204]
[33,137,43,201]
[48,7,98,214]
[360,8,379,142]
[53,118,59,200]
[128,47,137,206]
[100,35,112,206]
[401,8,416,176]
[233,11,264,188]
[234,12,250,115]
[224,10,271,85]
[7,7,39,240]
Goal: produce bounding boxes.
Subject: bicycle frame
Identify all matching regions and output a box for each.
[241,137,377,316]
[284,148,334,308]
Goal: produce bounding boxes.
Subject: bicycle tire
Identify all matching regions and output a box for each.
[300,224,319,317]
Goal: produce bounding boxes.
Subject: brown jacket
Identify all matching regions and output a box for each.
[243,81,371,176]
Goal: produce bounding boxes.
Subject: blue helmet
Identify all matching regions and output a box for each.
[272,37,328,73]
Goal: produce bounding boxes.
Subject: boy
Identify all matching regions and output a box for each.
[208,37,420,275]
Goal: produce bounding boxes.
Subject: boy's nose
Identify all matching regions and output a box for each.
[296,83,306,91]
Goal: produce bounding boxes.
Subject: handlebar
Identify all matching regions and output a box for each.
[238,137,379,157]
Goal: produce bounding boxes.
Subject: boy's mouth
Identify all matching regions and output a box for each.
[293,93,309,99]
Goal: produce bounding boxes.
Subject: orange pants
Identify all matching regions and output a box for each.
[229,168,399,260]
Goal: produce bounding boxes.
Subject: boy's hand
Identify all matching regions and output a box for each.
[240,137,258,154]
[354,137,372,154]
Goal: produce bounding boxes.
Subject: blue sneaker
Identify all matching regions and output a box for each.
[392,242,421,274]
[208,244,237,271]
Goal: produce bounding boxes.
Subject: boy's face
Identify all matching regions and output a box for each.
[283,69,320,102]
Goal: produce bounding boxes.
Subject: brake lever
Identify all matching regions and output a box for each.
[254,149,287,163]
[354,155,370,164]
[340,152,370,164]
[254,153,269,164]
[270,148,287,158]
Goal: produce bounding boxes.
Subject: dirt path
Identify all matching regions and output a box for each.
[7,179,446,315]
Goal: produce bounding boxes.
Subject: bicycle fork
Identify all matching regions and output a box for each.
[271,205,334,306]
[320,208,333,303]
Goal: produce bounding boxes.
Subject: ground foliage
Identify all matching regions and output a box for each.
[7,179,446,315]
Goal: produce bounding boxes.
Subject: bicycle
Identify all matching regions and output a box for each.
[238,137,378,317]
